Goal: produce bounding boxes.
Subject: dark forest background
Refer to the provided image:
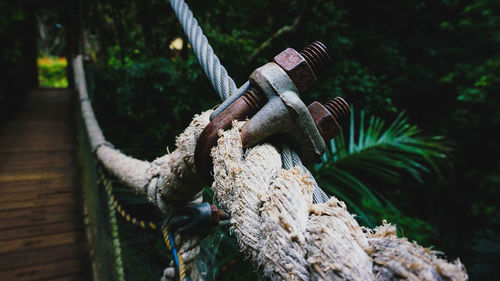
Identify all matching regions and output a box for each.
[1,0,499,280]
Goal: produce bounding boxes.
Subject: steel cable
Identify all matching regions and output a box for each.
[168,0,237,101]
[78,1,330,278]
[167,0,329,203]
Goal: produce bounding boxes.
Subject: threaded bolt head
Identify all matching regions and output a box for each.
[324,97,350,125]
[308,97,350,144]
[273,41,330,93]
[299,41,331,77]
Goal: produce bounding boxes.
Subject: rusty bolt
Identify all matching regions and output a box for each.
[210,205,220,226]
[274,41,330,93]
[194,87,266,181]
[308,97,350,144]
[195,41,331,180]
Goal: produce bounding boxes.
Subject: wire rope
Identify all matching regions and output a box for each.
[167,0,329,203]
[168,0,237,101]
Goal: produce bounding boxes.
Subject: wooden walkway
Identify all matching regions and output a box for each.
[0,88,91,280]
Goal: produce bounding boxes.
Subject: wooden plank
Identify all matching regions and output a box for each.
[44,273,91,281]
[0,182,75,196]
[0,127,74,139]
[0,89,90,278]
[0,171,74,183]
[0,243,87,271]
[0,204,77,220]
[0,139,75,153]
[0,189,76,203]
[0,221,83,241]
[0,151,75,173]
[0,231,85,254]
[0,208,80,229]
[0,175,76,193]
[0,258,88,281]
[0,192,76,211]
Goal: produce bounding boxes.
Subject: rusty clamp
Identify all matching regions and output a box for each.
[195,42,351,181]
[240,63,325,162]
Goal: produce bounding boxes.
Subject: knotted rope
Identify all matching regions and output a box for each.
[146,111,467,280]
[211,120,467,281]
[75,54,467,278]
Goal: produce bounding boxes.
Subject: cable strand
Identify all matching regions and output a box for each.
[168,0,330,203]
[168,0,237,101]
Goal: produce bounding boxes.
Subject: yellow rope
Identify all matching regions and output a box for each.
[100,172,158,231]
[99,170,187,281]
[162,226,188,281]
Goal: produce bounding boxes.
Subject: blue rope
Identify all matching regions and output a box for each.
[169,232,190,281]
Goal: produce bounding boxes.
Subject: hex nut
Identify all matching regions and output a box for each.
[210,205,220,226]
[273,48,317,93]
[307,101,340,144]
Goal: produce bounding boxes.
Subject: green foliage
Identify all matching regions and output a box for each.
[37,56,68,87]
[315,110,449,243]
[88,55,218,159]
[361,197,436,246]
[200,229,262,281]
[467,238,500,279]
[0,1,37,125]
[44,0,500,279]
[200,187,261,280]
[0,1,25,33]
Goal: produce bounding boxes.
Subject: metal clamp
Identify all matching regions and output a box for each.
[167,202,221,235]
[240,62,325,163]
[194,42,350,181]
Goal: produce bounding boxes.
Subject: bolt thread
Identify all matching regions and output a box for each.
[324,97,350,125]
[300,41,331,76]
[241,87,266,114]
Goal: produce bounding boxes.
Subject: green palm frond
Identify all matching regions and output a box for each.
[314,109,451,226]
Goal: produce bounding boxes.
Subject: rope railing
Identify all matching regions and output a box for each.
[73,0,328,207]
[73,0,468,280]
[77,101,154,281]
[168,0,329,204]
[75,57,468,281]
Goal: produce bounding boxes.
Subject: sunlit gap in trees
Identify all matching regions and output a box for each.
[37,56,68,88]
[169,37,183,51]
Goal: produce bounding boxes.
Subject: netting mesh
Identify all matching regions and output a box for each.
[78,99,170,281]
[78,104,124,281]
[77,94,259,280]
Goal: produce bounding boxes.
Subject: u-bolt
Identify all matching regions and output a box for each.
[195,41,350,180]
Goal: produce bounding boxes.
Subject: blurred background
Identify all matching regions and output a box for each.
[1,0,499,280]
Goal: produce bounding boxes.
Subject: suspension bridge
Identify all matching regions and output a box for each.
[0,0,468,280]
[0,88,91,280]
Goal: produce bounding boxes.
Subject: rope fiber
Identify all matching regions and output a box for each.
[168,0,329,204]
[73,0,468,280]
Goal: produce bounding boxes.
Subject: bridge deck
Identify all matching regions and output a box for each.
[0,88,91,280]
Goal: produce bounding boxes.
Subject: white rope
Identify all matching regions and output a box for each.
[74,55,207,280]
[74,56,112,151]
[75,1,332,278]
[280,145,330,203]
[167,0,329,203]
[75,60,467,279]
[75,1,464,279]
[74,55,209,213]
[210,120,467,281]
